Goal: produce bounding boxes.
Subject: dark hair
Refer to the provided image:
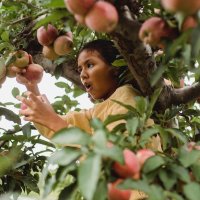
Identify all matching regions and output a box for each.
[78,39,122,66]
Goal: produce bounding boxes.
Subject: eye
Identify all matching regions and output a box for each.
[87,63,94,69]
[77,66,82,74]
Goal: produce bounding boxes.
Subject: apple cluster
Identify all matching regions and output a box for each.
[64,0,119,33]
[139,0,200,48]
[0,50,43,88]
[108,148,155,200]
[36,24,73,61]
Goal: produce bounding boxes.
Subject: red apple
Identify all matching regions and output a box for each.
[24,64,44,83]
[113,149,140,179]
[53,35,73,56]
[37,24,58,46]
[182,16,198,32]
[136,149,155,167]
[85,1,119,33]
[108,179,132,200]
[139,17,177,48]
[13,50,29,68]
[161,0,200,15]
[64,0,95,16]
[42,46,59,61]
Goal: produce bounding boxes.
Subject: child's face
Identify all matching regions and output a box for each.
[77,50,118,100]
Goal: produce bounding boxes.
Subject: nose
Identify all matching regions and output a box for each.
[80,68,88,81]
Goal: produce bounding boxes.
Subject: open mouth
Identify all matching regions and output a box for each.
[84,82,92,91]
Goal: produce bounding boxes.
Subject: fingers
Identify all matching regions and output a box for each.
[29,54,33,64]
[10,66,26,74]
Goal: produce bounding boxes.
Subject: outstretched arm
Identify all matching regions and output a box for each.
[17,92,68,133]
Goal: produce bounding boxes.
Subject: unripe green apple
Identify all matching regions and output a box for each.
[24,64,44,83]
[161,0,200,15]
[108,179,132,200]
[0,61,6,80]
[53,35,73,56]
[42,46,59,61]
[139,17,177,48]
[113,149,140,179]
[85,1,119,33]
[64,0,95,16]
[37,24,58,46]
[13,50,30,68]
[0,75,6,88]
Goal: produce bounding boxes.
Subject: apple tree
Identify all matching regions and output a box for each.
[0,0,200,199]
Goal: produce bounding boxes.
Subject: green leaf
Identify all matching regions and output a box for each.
[139,128,159,146]
[112,59,127,67]
[104,113,130,126]
[44,0,66,8]
[159,169,177,190]
[150,64,166,87]
[58,182,77,200]
[183,182,200,200]
[1,31,9,42]
[94,144,124,163]
[50,147,81,166]
[166,128,188,144]
[179,148,200,168]
[143,155,165,173]
[126,117,139,136]
[51,127,90,146]
[11,87,20,98]
[20,175,39,193]
[78,153,101,200]
[170,164,191,183]
[0,107,21,124]
[191,162,200,182]
[135,96,148,115]
[146,87,162,119]
[92,129,107,148]
[93,179,107,200]
[22,122,31,137]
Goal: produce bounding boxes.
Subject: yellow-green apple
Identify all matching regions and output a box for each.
[0,75,6,87]
[64,0,95,16]
[24,64,44,83]
[42,46,59,61]
[108,179,132,200]
[139,17,177,48]
[13,50,29,68]
[53,35,73,56]
[37,24,58,46]
[161,0,200,15]
[136,149,155,167]
[85,1,119,33]
[113,149,140,179]
[0,62,6,80]
[182,16,198,32]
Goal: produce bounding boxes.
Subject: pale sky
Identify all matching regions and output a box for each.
[0,72,93,129]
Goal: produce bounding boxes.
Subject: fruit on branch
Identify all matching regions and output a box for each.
[136,149,155,167]
[6,66,16,78]
[108,179,132,200]
[13,50,30,68]
[42,46,59,61]
[85,1,119,33]
[64,0,95,15]
[161,0,200,15]
[113,149,140,179]
[24,64,44,83]
[182,16,198,32]
[37,24,58,46]
[74,14,86,25]
[139,17,177,48]
[53,35,73,56]
[0,63,6,80]
[0,75,6,87]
